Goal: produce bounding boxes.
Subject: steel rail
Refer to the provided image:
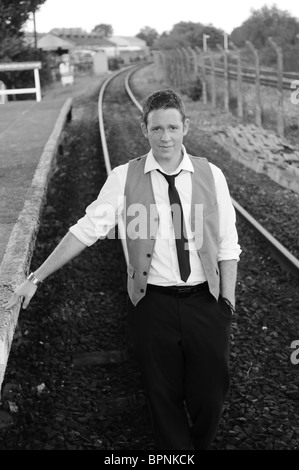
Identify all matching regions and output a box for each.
[99,64,299,280]
[98,63,148,265]
[231,198,299,279]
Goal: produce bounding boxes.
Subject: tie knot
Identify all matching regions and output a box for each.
[158,170,181,186]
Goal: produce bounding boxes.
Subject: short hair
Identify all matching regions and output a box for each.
[142,88,186,125]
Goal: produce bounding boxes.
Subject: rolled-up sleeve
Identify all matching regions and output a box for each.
[69,164,127,246]
[210,164,242,261]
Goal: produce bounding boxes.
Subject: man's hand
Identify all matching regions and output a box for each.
[3,280,38,310]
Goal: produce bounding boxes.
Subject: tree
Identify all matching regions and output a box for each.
[0,0,46,60]
[155,21,224,50]
[230,4,299,49]
[92,24,113,37]
[136,26,158,47]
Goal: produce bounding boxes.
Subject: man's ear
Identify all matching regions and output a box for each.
[141,122,148,138]
[183,118,190,136]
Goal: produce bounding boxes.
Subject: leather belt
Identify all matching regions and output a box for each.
[147,282,208,297]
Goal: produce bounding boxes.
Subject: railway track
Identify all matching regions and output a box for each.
[98,65,299,449]
[0,64,299,450]
[100,64,299,282]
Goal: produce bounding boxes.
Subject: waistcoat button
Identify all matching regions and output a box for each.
[143,271,147,275]
[140,289,144,293]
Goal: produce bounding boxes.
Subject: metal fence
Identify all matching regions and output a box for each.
[153,41,299,137]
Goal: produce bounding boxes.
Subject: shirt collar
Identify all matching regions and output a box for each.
[144,145,194,175]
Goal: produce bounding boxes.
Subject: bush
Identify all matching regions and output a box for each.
[181,77,203,101]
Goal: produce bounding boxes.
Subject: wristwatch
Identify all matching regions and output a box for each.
[222,297,236,314]
[27,272,43,286]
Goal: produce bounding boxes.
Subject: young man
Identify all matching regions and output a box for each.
[4,89,241,450]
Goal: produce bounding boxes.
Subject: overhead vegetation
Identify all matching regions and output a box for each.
[92,24,113,38]
[0,1,52,93]
[0,0,46,61]
[139,5,299,70]
[136,26,159,47]
[231,4,299,49]
[230,4,299,70]
[153,21,225,50]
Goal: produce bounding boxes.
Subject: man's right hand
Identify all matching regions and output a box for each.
[2,280,38,310]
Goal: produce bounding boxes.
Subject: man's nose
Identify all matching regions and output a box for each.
[161,130,171,141]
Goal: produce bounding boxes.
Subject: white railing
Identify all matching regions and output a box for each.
[0,62,42,102]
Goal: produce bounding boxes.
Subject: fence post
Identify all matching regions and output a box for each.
[173,49,179,86]
[268,36,284,136]
[207,50,216,110]
[230,42,243,122]
[34,67,41,102]
[181,47,191,86]
[246,40,262,127]
[172,49,180,86]
[165,50,174,86]
[177,48,185,87]
[188,47,198,79]
[153,50,165,82]
[0,81,7,104]
[195,46,207,104]
[217,44,229,113]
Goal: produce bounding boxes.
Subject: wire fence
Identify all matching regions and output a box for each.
[153,42,299,138]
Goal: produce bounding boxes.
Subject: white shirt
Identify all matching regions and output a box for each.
[69,146,241,286]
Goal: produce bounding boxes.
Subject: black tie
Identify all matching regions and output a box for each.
[158,170,191,282]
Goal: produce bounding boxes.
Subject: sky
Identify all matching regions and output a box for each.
[25,0,299,37]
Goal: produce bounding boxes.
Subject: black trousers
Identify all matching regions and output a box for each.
[127,284,232,450]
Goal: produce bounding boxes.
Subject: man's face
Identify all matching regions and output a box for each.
[141,108,189,168]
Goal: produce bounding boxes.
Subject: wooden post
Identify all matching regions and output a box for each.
[246,40,262,127]
[195,46,207,104]
[0,81,7,104]
[268,37,284,136]
[34,67,41,102]
[207,50,216,109]
[217,44,229,113]
[230,42,243,122]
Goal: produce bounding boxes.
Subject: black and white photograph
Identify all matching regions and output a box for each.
[0,0,299,456]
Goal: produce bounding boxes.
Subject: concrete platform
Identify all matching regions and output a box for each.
[0,73,107,394]
[0,95,73,391]
[0,98,72,265]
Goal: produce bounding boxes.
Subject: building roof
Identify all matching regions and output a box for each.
[49,28,116,47]
[110,36,147,48]
[37,33,75,51]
